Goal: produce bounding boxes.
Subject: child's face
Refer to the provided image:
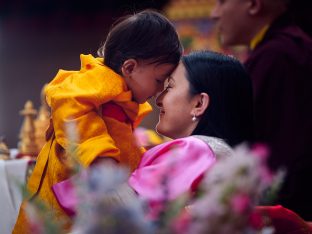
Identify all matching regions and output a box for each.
[123,60,176,104]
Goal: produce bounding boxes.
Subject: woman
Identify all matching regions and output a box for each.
[129,50,254,215]
[129,52,312,233]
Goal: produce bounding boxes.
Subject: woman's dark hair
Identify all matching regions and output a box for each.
[182,51,253,147]
[98,10,183,74]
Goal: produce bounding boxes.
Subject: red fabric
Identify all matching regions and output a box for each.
[102,102,130,124]
[254,205,312,234]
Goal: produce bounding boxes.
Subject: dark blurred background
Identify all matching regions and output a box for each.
[0,0,311,148]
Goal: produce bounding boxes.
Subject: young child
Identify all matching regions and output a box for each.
[13,10,182,233]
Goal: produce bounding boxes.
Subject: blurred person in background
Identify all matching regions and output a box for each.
[211,0,312,220]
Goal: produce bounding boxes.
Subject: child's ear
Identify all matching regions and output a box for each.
[193,93,209,117]
[121,59,137,78]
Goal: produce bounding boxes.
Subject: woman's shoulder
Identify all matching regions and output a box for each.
[191,135,233,159]
[146,135,233,160]
[139,136,215,167]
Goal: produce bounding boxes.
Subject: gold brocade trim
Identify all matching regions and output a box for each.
[164,0,215,20]
[250,25,269,50]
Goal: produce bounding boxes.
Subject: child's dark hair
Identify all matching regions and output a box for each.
[182,51,254,146]
[98,10,183,74]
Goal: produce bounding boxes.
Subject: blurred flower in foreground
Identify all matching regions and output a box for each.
[71,164,153,234]
[170,144,283,234]
[24,120,285,234]
[134,127,165,149]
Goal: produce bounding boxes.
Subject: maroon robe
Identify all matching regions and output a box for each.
[245,14,312,220]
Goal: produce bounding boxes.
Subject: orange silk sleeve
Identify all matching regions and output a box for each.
[45,54,128,166]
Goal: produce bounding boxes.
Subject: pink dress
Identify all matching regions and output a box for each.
[129,136,232,218]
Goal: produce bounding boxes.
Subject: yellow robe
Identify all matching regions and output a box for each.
[13,54,152,233]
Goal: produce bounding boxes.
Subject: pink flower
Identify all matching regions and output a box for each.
[251,143,273,184]
[171,209,191,234]
[251,143,270,161]
[231,193,251,214]
[259,165,273,185]
[134,127,149,147]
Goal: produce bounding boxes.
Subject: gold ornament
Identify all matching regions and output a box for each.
[18,100,38,156]
[0,137,10,160]
[164,0,214,20]
[35,84,51,151]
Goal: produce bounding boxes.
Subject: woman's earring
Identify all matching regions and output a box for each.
[192,114,197,122]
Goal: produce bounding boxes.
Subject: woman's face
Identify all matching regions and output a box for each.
[155,63,198,139]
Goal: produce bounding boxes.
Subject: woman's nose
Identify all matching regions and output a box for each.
[155,91,164,108]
